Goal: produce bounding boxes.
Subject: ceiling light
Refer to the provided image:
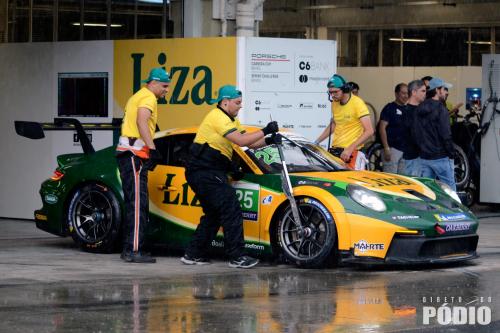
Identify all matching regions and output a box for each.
[71,22,123,27]
[466,41,492,45]
[389,37,427,43]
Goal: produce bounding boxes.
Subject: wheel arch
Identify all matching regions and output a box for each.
[267,186,348,258]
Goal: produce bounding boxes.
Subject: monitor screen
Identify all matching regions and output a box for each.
[58,72,108,117]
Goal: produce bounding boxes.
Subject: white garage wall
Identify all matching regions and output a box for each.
[338,66,482,119]
[0,41,113,219]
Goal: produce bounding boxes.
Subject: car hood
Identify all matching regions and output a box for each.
[294,170,437,201]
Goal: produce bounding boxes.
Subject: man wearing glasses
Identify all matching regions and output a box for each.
[315,74,374,170]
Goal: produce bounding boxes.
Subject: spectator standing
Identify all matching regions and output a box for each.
[402,80,426,176]
[378,83,408,174]
[414,78,457,189]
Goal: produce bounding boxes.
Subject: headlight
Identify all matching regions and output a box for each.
[347,184,386,212]
[437,181,461,203]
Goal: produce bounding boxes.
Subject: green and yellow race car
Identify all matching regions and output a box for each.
[17,119,479,268]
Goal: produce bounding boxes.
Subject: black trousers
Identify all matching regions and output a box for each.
[185,168,245,260]
[116,152,149,253]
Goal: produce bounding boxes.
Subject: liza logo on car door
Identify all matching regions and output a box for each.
[233,182,260,222]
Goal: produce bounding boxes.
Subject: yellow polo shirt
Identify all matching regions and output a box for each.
[194,107,246,160]
[331,94,370,148]
[120,87,158,139]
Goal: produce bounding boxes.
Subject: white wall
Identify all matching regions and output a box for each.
[338,66,482,119]
[0,41,113,219]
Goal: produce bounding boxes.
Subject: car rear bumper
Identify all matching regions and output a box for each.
[340,234,479,265]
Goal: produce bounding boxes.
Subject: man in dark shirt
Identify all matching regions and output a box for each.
[402,80,427,176]
[413,77,456,190]
[379,83,408,174]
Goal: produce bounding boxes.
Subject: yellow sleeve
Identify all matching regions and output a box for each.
[138,94,157,113]
[212,111,238,137]
[355,98,370,119]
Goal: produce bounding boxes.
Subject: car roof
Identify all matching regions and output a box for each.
[154,125,267,139]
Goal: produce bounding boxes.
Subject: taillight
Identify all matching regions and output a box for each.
[51,170,65,181]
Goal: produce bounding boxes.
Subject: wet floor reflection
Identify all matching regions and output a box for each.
[0,269,498,332]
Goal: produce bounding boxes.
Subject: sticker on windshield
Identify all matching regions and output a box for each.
[233,182,260,222]
[254,147,280,165]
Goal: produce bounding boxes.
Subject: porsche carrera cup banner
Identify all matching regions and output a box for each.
[238,37,336,142]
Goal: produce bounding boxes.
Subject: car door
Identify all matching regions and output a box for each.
[147,133,202,248]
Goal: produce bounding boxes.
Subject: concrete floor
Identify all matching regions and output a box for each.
[1,205,500,332]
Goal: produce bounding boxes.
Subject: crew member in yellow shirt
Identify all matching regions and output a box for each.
[181,85,279,269]
[116,68,170,263]
[315,74,374,170]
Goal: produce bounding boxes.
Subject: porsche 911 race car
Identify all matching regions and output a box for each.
[18,119,479,268]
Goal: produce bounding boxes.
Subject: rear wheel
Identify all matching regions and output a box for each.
[366,142,383,171]
[67,183,121,253]
[453,144,470,190]
[276,198,337,268]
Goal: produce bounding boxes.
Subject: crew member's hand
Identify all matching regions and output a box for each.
[262,121,279,135]
[341,147,354,162]
[265,133,282,145]
[383,147,391,162]
[147,149,163,171]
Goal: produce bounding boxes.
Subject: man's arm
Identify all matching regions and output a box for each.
[378,120,391,161]
[137,107,155,149]
[341,116,374,161]
[315,119,335,144]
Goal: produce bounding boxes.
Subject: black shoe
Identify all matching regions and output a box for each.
[121,251,156,263]
[180,254,211,265]
[228,256,259,268]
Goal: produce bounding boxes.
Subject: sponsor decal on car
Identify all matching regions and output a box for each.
[262,195,273,205]
[392,215,420,220]
[354,240,385,254]
[233,182,260,222]
[211,239,265,251]
[44,194,58,204]
[35,213,47,221]
[442,222,472,232]
[434,213,467,222]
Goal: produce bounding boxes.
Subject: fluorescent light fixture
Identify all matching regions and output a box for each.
[72,22,123,27]
[466,41,492,45]
[389,37,427,43]
[139,0,167,3]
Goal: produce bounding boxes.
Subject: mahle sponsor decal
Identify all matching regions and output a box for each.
[434,213,467,222]
[354,240,385,253]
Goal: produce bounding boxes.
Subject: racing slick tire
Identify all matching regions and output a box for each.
[67,183,122,253]
[453,143,470,190]
[365,142,383,172]
[276,197,337,268]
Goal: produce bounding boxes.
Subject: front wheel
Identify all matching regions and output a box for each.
[276,198,337,268]
[67,183,122,253]
[365,142,383,171]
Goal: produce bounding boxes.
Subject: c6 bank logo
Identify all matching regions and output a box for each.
[132,52,213,105]
[422,296,492,326]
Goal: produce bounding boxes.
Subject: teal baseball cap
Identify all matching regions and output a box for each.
[141,67,171,83]
[209,85,242,104]
[327,74,347,88]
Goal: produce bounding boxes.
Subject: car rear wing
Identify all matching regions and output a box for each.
[15,118,121,155]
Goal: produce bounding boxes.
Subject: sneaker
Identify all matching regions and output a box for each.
[180,254,211,265]
[121,251,156,263]
[228,256,259,269]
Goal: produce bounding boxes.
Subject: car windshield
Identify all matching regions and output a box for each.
[245,135,346,173]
